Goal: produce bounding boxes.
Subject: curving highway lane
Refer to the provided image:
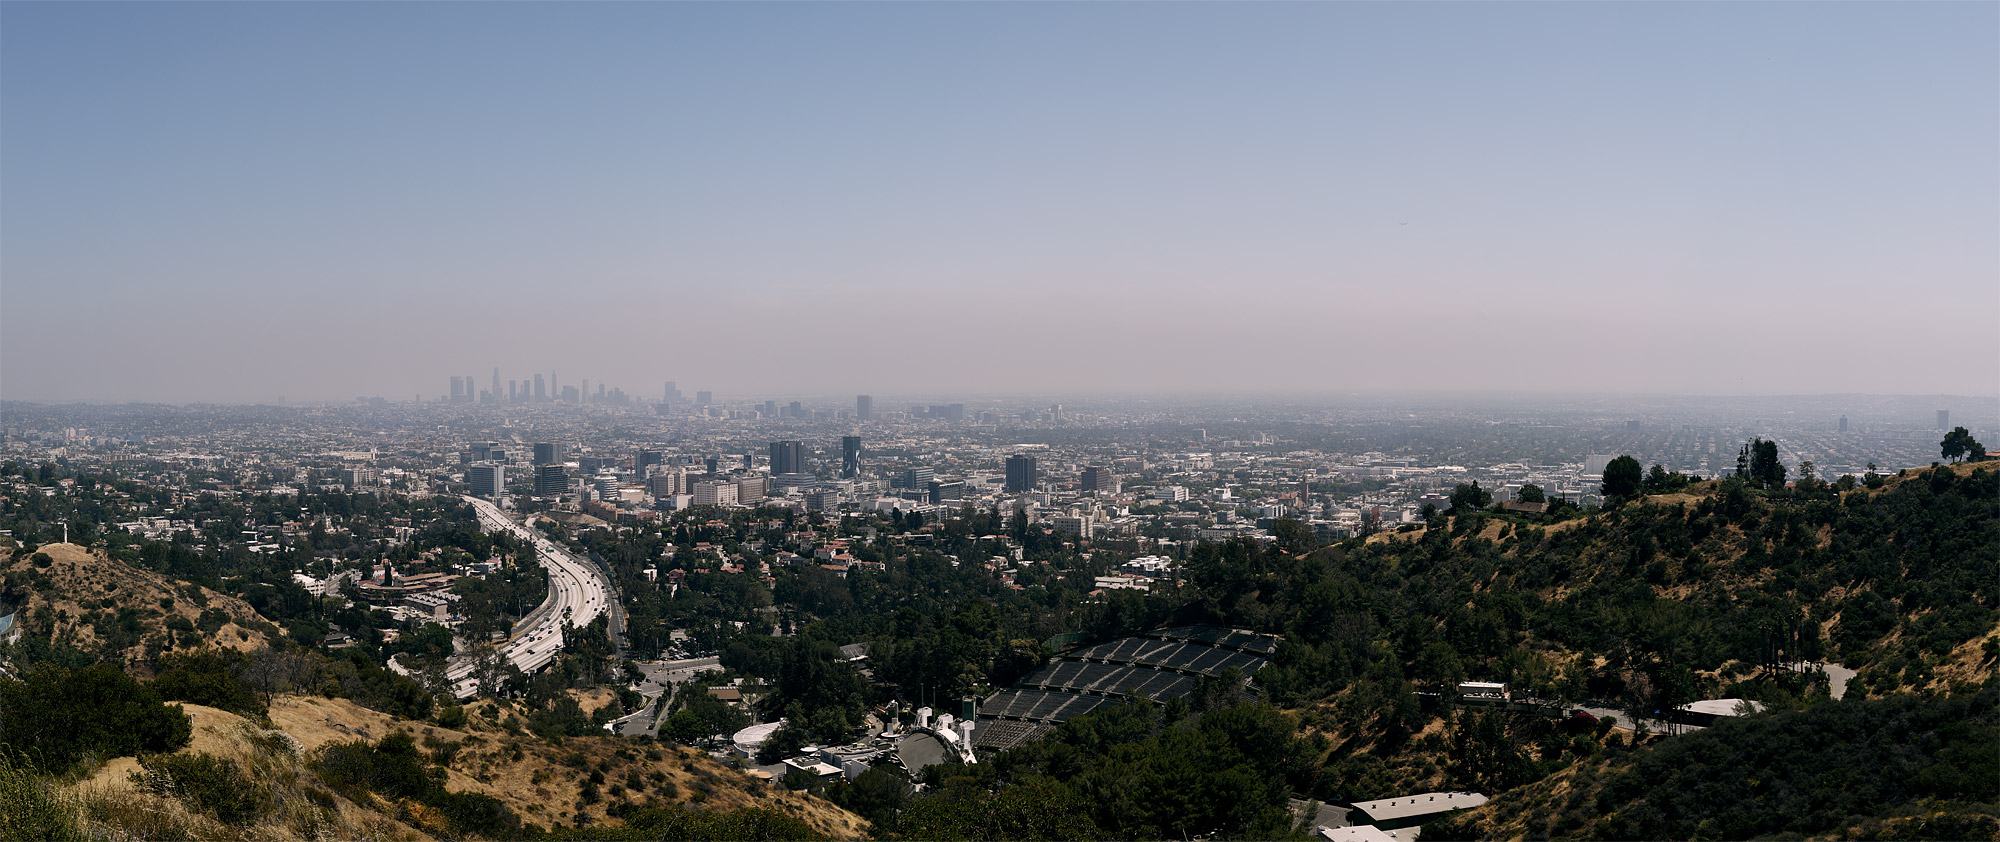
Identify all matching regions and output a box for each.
[444,496,610,699]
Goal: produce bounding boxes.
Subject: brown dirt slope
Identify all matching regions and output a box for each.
[4,543,283,665]
[271,695,872,838]
[67,702,433,842]
[60,696,869,840]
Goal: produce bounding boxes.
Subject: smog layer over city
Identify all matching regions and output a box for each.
[0,4,1994,842]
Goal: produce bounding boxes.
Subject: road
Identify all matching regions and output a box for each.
[442,496,610,699]
[580,548,628,654]
[1574,705,1696,736]
[1785,661,1857,700]
[1289,799,1353,832]
[604,656,723,737]
[1568,662,1856,736]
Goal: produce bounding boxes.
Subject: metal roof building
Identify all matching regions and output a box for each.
[1674,698,1766,726]
[1316,826,1397,842]
[1349,791,1488,831]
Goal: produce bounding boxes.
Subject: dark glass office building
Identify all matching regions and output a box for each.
[1005,455,1038,492]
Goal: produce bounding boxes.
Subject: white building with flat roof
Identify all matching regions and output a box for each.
[1348,791,1487,832]
[693,480,740,507]
[1316,826,1396,842]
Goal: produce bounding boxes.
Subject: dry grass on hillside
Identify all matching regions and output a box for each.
[63,703,431,842]
[270,696,871,838]
[1921,626,2000,692]
[5,543,282,665]
[46,695,869,841]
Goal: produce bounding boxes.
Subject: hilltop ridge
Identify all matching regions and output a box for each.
[2,543,285,666]
[32,691,870,841]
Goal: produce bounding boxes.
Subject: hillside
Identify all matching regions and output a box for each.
[1300,462,1997,702]
[2,542,285,665]
[1171,463,1999,805]
[0,538,872,840]
[5,460,1991,841]
[17,692,868,841]
[1421,686,2000,841]
[67,702,436,842]
[267,694,871,837]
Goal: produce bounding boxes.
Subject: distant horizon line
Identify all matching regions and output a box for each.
[4,388,1998,408]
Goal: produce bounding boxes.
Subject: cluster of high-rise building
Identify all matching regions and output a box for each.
[438,377,1105,435]
[444,369,638,405]
[7,394,1974,569]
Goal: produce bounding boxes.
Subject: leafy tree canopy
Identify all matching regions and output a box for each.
[1735,439,1787,489]
[1601,455,1644,498]
[1942,426,1986,463]
[0,663,191,774]
[1449,482,1493,511]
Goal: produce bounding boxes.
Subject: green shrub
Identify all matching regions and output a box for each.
[430,789,520,837]
[314,732,438,803]
[619,804,823,841]
[0,752,83,842]
[135,751,268,826]
[0,663,191,773]
[311,731,521,836]
[151,650,266,718]
[528,697,595,738]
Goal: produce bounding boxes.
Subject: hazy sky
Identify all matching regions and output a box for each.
[4,2,1995,404]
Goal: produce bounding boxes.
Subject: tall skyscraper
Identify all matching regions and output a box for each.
[449,376,462,402]
[856,394,873,421]
[464,374,473,401]
[492,368,500,401]
[534,374,546,400]
[769,440,806,475]
[533,441,562,465]
[696,391,713,406]
[763,400,778,418]
[1839,415,1849,433]
[1938,409,1950,429]
[1082,466,1117,494]
[1006,455,1038,492]
[664,381,679,404]
[841,436,862,478]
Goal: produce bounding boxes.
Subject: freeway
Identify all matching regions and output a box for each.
[581,548,628,654]
[442,496,610,699]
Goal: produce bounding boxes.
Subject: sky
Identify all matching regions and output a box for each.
[3,2,1995,404]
